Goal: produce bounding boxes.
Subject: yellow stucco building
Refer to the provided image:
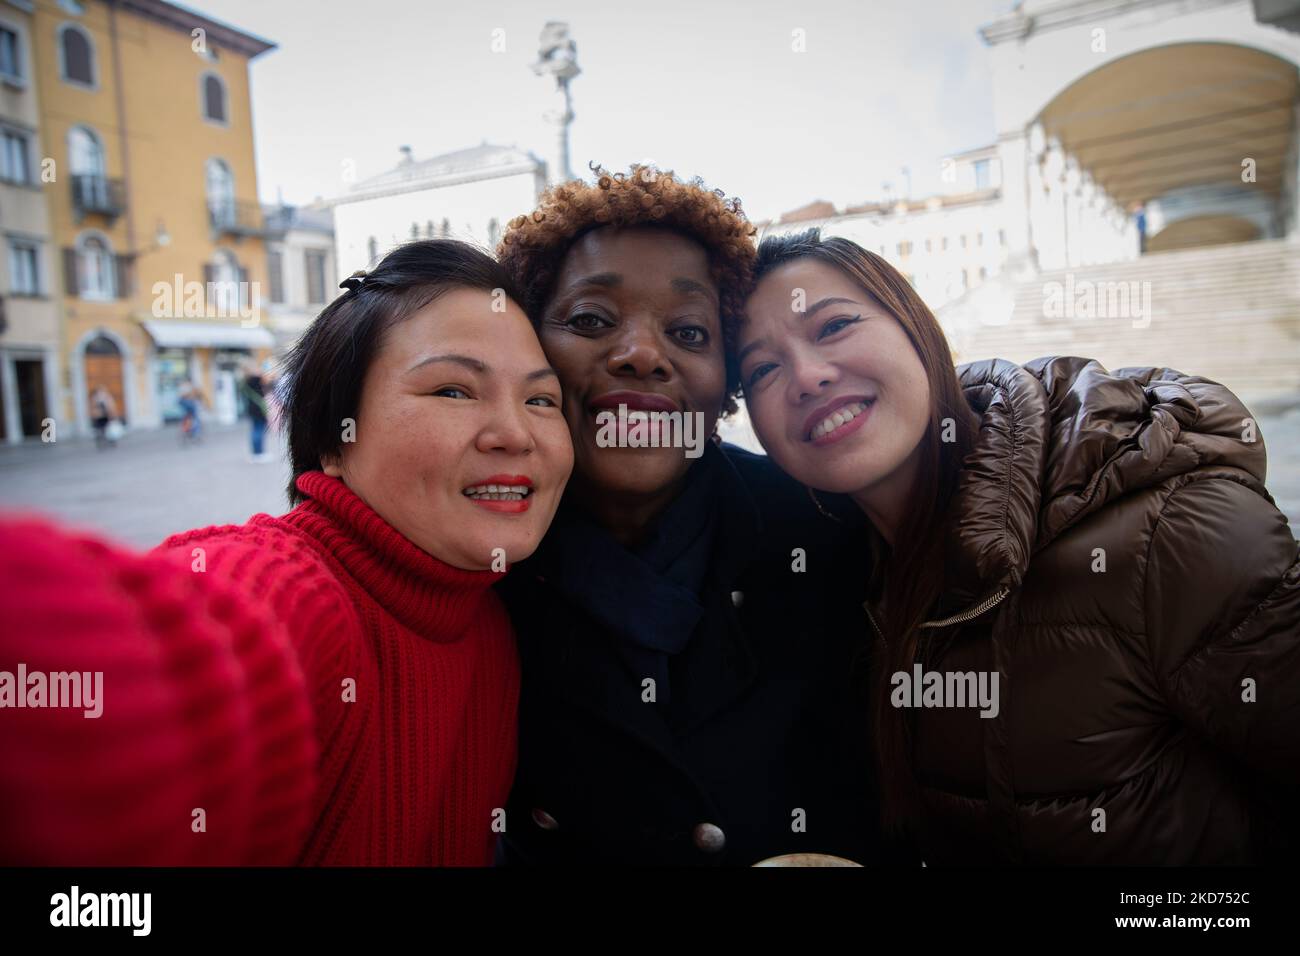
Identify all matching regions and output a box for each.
[27,0,274,434]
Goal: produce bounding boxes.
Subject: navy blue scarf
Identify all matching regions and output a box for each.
[531,444,725,704]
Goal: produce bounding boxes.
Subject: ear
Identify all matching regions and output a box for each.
[321,454,343,478]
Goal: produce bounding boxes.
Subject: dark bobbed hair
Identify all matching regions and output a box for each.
[281,239,524,504]
[750,228,980,831]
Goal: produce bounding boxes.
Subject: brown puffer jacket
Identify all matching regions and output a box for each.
[895,356,1300,864]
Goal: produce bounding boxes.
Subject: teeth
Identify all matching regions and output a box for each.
[463,484,531,499]
[811,401,872,439]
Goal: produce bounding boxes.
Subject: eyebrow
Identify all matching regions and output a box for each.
[736,297,866,364]
[804,296,862,316]
[572,272,621,289]
[565,273,715,299]
[406,353,558,383]
[670,277,717,300]
[407,353,486,374]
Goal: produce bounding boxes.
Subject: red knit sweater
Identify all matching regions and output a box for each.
[0,471,519,866]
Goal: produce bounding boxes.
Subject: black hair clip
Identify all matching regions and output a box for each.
[340,269,368,292]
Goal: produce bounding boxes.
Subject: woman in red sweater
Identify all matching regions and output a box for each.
[0,240,574,866]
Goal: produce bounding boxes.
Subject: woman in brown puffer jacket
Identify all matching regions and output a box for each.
[735,228,1299,864]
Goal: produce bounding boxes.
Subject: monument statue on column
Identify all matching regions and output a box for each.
[532,21,580,186]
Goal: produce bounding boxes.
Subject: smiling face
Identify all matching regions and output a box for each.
[538,226,727,508]
[324,287,573,570]
[738,257,931,501]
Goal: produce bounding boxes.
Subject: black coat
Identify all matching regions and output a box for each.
[497,444,892,866]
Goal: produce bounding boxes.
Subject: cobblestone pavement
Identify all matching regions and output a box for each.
[0,421,292,549]
[2,406,1297,551]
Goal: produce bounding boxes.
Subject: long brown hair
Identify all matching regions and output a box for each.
[750,229,980,829]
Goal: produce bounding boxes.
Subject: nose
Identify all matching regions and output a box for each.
[786,348,837,404]
[475,400,535,456]
[607,321,670,381]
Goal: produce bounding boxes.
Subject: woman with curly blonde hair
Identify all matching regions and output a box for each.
[493,164,891,867]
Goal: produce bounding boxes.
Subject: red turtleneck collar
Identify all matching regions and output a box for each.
[280,471,500,641]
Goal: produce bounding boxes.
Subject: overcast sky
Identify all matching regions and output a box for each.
[198,0,1011,222]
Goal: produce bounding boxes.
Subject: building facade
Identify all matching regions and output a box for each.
[760,1,1300,406]
[262,202,333,345]
[0,0,60,443]
[330,143,545,282]
[758,145,1025,312]
[17,0,276,437]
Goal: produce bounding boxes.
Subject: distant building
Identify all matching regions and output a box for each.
[328,23,580,280]
[329,143,546,280]
[759,145,1012,311]
[762,0,1300,405]
[16,0,278,436]
[262,201,335,352]
[0,0,60,443]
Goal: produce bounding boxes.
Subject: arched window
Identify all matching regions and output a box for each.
[76,232,115,299]
[68,125,103,175]
[68,125,107,208]
[58,23,95,87]
[85,333,120,356]
[201,73,227,124]
[205,158,235,227]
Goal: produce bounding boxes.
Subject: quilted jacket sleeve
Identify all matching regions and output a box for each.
[1142,472,1300,852]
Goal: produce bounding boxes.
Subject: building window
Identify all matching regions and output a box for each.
[201,72,227,124]
[960,234,968,249]
[305,249,327,305]
[979,266,988,281]
[8,238,40,295]
[973,158,991,191]
[439,218,450,238]
[205,249,244,312]
[897,240,912,257]
[58,23,95,87]
[999,229,1006,246]
[67,124,106,206]
[205,157,235,226]
[977,231,984,247]
[488,217,500,247]
[1,127,31,184]
[1,25,22,84]
[76,233,115,299]
[267,249,284,304]
[367,236,378,265]
[941,236,948,251]
[924,238,932,253]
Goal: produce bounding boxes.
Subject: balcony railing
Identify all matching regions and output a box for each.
[208,200,265,237]
[71,175,127,219]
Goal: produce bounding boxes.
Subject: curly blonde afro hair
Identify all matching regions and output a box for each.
[497,162,757,412]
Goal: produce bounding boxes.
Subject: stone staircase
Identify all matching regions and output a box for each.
[938,238,1300,407]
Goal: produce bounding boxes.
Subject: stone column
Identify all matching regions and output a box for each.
[996,125,1038,279]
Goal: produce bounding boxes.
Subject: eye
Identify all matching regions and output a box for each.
[818,315,862,340]
[526,395,559,407]
[671,325,710,346]
[432,386,471,399]
[746,363,777,388]
[565,310,611,332]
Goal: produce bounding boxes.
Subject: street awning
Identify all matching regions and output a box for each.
[141,320,275,350]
